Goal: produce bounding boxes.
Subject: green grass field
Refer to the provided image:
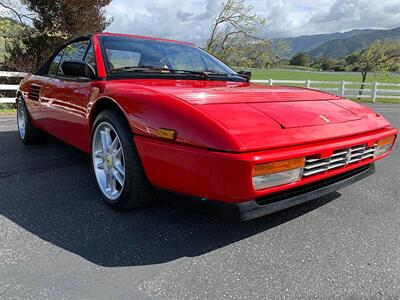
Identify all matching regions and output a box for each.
[0,107,16,114]
[248,68,400,103]
[249,68,400,83]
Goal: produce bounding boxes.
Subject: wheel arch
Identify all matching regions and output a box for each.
[89,97,131,131]
[89,90,245,152]
[89,97,155,210]
[16,90,23,103]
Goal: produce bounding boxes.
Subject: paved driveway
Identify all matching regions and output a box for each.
[0,104,399,299]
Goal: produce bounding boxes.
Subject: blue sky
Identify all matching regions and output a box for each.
[105,0,400,45]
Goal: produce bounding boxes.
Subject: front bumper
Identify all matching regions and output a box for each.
[135,127,396,203]
[157,164,375,221]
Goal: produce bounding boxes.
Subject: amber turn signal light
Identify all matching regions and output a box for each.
[377,136,395,147]
[253,157,305,177]
[252,157,305,190]
[156,128,177,140]
[375,135,395,157]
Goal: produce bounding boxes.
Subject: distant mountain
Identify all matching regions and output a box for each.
[274,27,400,58]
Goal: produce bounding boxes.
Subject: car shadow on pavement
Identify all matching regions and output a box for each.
[0,130,341,267]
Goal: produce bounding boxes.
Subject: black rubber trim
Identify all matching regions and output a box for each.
[156,163,375,221]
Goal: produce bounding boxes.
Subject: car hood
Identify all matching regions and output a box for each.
[120,79,391,151]
[196,100,390,150]
[128,79,342,104]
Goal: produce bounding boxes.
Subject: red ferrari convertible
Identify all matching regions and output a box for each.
[17,32,397,220]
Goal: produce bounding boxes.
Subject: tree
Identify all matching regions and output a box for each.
[344,52,359,71]
[349,40,400,96]
[206,0,265,52]
[311,55,336,71]
[332,59,346,72]
[205,0,280,68]
[0,0,112,72]
[216,35,281,69]
[352,40,400,82]
[0,17,26,63]
[289,52,310,67]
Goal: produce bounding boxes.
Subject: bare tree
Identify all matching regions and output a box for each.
[0,1,35,24]
[206,0,265,51]
[204,0,276,68]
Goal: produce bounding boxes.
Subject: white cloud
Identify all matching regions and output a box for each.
[105,0,400,45]
[309,0,400,32]
[258,0,332,38]
[106,0,219,45]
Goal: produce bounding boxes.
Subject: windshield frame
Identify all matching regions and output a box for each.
[98,35,245,82]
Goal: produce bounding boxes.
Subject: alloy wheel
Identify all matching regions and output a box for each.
[17,100,26,139]
[92,122,126,200]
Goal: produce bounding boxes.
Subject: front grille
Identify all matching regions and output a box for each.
[28,84,41,101]
[302,144,376,177]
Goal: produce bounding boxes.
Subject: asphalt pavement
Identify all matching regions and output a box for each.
[0,104,399,299]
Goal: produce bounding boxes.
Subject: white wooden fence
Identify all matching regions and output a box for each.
[252,79,400,102]
[1,71,400,103]
[0,71,27,103]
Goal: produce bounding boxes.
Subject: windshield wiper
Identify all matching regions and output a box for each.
[110,66,164,73]
[110,66,246,81]
[111,66,209,77]
[205,70,249,80]
[170,69,210,78]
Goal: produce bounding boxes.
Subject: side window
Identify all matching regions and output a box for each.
[57,40,90,76]
[47,50,64,76]
[85,43,96,71]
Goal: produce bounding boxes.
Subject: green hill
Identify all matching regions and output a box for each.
[274,27,400,58]
[308,27,400,58]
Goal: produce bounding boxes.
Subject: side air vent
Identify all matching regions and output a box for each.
[302,144,377,177]
[28,84,41,101]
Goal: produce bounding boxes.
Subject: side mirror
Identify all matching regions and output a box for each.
[238,70,251,81]
[61,61,96,79]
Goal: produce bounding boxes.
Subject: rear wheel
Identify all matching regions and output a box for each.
[17,96,45,144]
[91,109,154,210]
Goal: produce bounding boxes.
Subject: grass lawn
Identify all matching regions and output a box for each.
[0,108,16,114]
[0,103,16,114]
[248,68,400,103]
[249,68,400,83]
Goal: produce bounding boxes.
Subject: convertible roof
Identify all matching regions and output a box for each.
[96,32,196,47]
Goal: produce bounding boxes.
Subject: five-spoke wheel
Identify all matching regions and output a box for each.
[91,109,154,210]
[92,122,126,200]
[17,98,26,139]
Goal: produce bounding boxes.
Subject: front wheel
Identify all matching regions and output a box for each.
[91,109,155,211]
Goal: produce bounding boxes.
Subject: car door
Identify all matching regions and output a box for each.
[41,39,96,151]
[25,48,64,126]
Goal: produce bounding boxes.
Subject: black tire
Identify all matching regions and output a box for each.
[91,109,155,211]
[17,96,45,145]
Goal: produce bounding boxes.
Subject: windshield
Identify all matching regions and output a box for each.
[100,36,240,79]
